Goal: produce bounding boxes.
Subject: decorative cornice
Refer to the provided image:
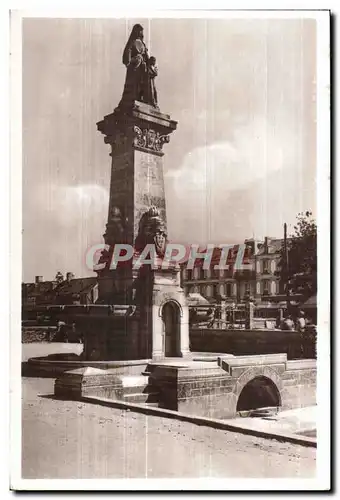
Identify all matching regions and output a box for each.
[103,126,171,155]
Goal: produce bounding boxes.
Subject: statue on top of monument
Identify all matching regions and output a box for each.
[119,24,159,109]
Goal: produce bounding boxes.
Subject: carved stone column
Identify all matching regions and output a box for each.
[96,101,177,305]
[95,100,191,360]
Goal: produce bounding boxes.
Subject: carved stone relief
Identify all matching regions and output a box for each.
[133,126,170,153]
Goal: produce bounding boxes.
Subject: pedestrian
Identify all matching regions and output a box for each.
[296,310,306,333]
[281,314,295,331]
[56,320,67,342]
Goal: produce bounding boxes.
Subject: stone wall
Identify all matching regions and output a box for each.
[22,326,57,343]
[153,364,238,418]
[22,324,83,343]
[281,360,317,409]
[190,328,316,359]
[150,355,316,419]
[53,354,316,420]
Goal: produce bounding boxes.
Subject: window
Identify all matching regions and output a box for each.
[187,270,192,281]
[199,267,205,280]
[212,268,219,279]
[263,280,270,295]
[226,283,232,297]
[262,260,269,274]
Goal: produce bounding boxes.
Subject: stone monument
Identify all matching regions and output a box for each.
[80,24,190,362]
[52,27,316,418]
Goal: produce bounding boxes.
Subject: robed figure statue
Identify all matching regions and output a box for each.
[119,24,159,109]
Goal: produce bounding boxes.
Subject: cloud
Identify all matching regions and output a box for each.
[167,117,293,192]
[165,117,300,243]
[33,184,109,228]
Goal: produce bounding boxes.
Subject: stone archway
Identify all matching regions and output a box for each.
[226,365,283,417]
[162,301,181,357]
[236,376,281,412]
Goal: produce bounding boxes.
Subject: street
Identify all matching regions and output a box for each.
[22,374,316,479]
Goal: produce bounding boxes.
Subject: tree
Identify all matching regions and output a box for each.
[278,211,317,299]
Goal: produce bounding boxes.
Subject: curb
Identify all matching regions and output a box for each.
[80,395,317,448]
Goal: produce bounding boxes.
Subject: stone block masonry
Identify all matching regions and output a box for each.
[148,354,316,419]
[54,353,316,421]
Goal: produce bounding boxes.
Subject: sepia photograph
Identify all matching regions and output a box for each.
[9,7,330,491]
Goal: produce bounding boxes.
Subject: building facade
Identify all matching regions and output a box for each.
[181,237,283,304]
[22,276,58,307]
[22,274,99,308]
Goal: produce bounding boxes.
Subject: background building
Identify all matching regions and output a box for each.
[181,237,283,304]
[22,273,98,308]
[22,276,58,307]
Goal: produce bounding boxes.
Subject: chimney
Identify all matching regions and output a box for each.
[66,272,75,282]
[35,276,43,284]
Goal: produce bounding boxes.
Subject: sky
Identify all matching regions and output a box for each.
[22,17,317,282]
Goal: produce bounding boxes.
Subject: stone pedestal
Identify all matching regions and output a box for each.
[96,101,177,305]
[152,265,190,359]
[80,100,190,361]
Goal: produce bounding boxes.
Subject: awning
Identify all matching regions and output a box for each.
[186,293,211,306]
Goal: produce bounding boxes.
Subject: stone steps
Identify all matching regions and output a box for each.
[120,371,160,406]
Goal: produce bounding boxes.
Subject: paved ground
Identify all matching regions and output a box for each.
[21,343,316,479]
[21,342,83,362]
[234,406,317,438]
